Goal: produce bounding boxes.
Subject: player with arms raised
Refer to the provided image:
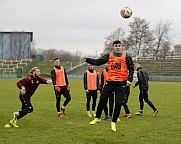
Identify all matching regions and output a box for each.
[84,40,134,132]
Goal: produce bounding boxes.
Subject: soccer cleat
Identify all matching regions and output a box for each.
[127,114,132,118]
[61,107,67,115]
[117,118,121,122]
[123,114,128,117]
[135,111,143,116]
[87,113,92,118]
[153,110,158,116]
[90,118,101,125]
[123,114,132,118]
[4,123,11,128]
[92,112,96,117]
[10,120,19,128]
[111,122,116,132]
[102,115,108,120]
[107,116,112,120]
[58,113,65,118]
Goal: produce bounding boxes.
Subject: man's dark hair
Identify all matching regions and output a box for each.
[54,57,60,61]
[112,40,121,46]
[136,61,142,65]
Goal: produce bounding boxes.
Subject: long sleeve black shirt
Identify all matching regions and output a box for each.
[86,53,134,82]
[135,67,149,90]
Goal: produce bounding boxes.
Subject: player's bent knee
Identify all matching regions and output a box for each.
[68,97,71,102]
[28,106,34,113]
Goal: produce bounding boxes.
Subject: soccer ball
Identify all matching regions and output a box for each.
[120,6,132,19]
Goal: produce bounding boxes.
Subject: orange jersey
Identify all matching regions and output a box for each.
[107,51,128,81]
[54,66,66,86]
[87,70,97,90]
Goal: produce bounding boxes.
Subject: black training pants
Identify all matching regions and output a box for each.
[139,90,157,111]
[103,92,114,117]
[18,94,33,120]
[55,87,71,112]
[86,90,97,111]
[96,82,126,123]
[123,86,131,114]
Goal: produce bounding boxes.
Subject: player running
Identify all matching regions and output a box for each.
[4,67,52,128]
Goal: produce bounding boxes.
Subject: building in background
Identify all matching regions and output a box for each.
[0,31,33,59]
[174,45,181,56]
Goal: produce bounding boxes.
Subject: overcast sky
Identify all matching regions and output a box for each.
[0,0,181,56]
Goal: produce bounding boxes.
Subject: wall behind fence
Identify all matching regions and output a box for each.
[0,74,17,78]
[149,75,181,82]
[67,74,83,79]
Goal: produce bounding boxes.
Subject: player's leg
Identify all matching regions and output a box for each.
[91,90,97,117]
[112,85,125,123]
[90,83,113,124]
[135,90,144,115]
[86,90,92,117]
[111,85,125,132]
[108,92,114,119]
[61,88,71,115]
[143,90,158,116]
[55,92,62,117]
[17,95,33,120]
[123,86,132,118]
[10,95,33,127]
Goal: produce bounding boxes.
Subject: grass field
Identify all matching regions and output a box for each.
[0,79,181,144]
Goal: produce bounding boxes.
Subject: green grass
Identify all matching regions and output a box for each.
[0,79,181,144]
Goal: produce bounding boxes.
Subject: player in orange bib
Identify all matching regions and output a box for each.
[83,65,99,117]
[51,58,71,118]
[84,40,134,132]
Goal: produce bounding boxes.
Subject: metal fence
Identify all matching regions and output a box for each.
[1,74,181,82]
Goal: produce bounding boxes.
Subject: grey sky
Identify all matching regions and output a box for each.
[1,0,181,56]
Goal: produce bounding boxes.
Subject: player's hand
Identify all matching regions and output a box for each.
[67,85,70,92]
[126,80,131,87]
[83,57,87,62]
[20,86,26,95]
[55,86,60,92]
[85,89,89,93]
[46,80,52,84]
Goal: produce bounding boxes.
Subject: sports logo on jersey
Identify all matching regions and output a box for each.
[111,62,121,69]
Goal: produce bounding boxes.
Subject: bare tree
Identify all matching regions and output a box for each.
[41,48,81,62]
[30,40,37,57]
[42,49,59,60]
[10,32,31,59]
[0,33,6,58]
[127,17,155,57]
[103,27,126,54]
[153,20,173,58]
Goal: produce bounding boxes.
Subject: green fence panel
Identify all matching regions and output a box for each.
[16,68,22,78]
